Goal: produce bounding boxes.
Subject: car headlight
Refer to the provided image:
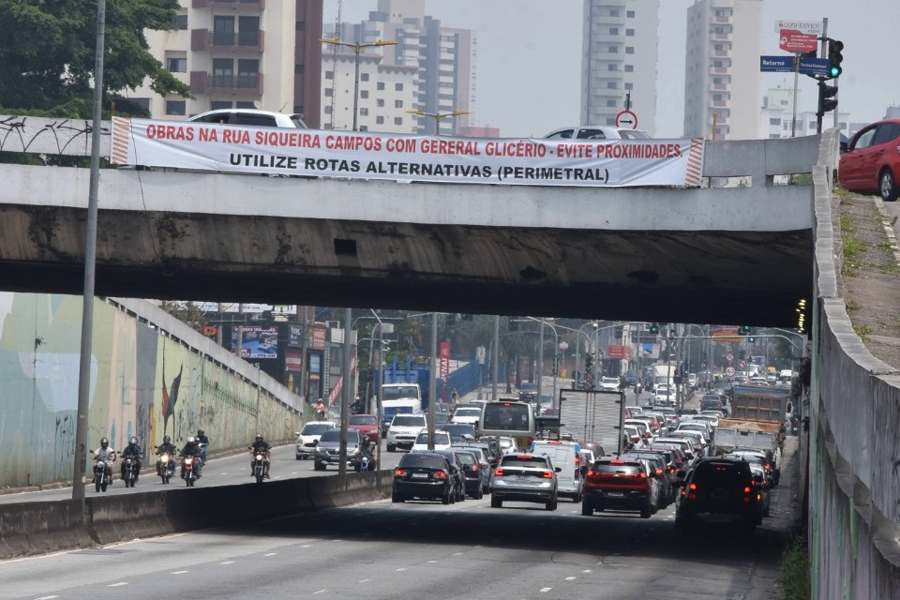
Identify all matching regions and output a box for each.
[256,454,263,460]
[184,458,193,464]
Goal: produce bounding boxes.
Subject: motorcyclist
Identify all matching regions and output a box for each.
[92,437,116,481]
[196,429,209,462]
[249,434,271,478]
[156,435,177,475]
[120,436,143,482]
[180,436,203,477]
[314,399,326,420]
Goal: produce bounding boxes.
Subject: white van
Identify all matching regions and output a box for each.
[532,440,584,502]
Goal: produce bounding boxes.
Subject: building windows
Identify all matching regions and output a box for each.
[626,28,635,36]
[211,100,232,111]
[360,125,368,131]
[361,73,370,82]
[360,108,369,116]
[627,10,635,18]
[172,13,187,30]
[325,71,334,80]
[376,116,385,125]
[608,45,618,53]
[377,82,385,91]
[624,65,634,72]
[165,52,187,73]
[395,99,404,108]
[607,81,617,89]
[608,63,618,71]
[769,118,781,126]
[325,88,333,97]
[609,27,619,35]
[606,99,617,107]
[395,83,404,91]
[165,100,186,116]
[610,9,620,17]
[625,46,634,54]
[295,64,304,74]
[128,98,151,114]
[324,105,332,114]
[237,59,259,88]
[606,117,616,125]
[394,117,403,125]
[377,99,385,107]
[360,90,369,99]
[624,82,633,91]
[236,101,256,109]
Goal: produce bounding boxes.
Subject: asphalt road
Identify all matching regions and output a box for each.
[0,491,788,600]
[0,443,402,506]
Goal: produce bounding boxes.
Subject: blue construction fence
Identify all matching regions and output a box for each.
[382,354,506,410]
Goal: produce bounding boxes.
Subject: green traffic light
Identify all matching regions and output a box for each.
[830,66,842,77]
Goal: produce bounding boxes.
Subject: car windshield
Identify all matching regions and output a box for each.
[384,406,412,417]
[454,408,481,417]
[455,452,476,465]
[482,402,531,430]
[399,454,448,469]
[594,462,642,476]
[301,423,333,435]
[392,416,426,427]
[350,415,377,425]
[500,455,548,469]
[601,377,618,384]
[383,386,419,401]
[693,461,748,486]
[444,423,475,437]
[319,430,359,443]
[416,432,450,445]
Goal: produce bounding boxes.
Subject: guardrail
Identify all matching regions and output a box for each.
[0,113,819,184]
[809,129,900,597]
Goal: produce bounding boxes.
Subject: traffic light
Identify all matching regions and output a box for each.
[738,325,752,335]
[648,323,659,334]
[748,336,756,344]
[827,39,844,78]
[817,80,839,117]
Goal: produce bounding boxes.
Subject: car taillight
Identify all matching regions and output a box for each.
[639,472,647,479]
[743,486,752,495]
[688,483,698,492]
[433,470,448,480]
[494,467,505,477]
[471,464,480,472]
[543,470,554,479]
[587,469,598,479]
[393,468,407,478]
[655,467,663,476]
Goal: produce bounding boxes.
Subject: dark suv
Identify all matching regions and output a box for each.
[675,458,763,530]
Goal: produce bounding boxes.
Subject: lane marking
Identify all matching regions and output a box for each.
[34,596,60,600]
[171,570,189,575]
[108,582,129,587]
[565,576,576,581]
[221,560,235,565]
[540,587,553,593]
[301,544,312,548]
[427,560,437,564]
[358,578,370,583]
[313,589,327,595]
[582,569,592,573]
[452,551,464,556]
[264,552,278,557]
[395,567,407,572]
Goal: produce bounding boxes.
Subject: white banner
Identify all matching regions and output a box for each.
[111,118,705,188]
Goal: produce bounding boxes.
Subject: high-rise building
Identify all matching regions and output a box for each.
[759,86,851,140]
[322,0,475,135]
[126,0,323,127]
[683,0,762,140]
[581,1,659,135]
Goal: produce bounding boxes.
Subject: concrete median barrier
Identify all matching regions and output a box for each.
[0,471,391,559]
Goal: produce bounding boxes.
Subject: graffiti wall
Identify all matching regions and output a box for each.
[0,293,301,489]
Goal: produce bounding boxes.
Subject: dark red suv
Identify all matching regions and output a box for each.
[839,119,900,202]
[581,458,659,518]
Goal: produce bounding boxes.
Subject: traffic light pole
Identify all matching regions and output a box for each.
[816,18,828,134]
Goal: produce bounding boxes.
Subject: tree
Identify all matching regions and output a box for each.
[0,0,190,117]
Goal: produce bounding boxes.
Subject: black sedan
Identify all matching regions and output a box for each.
[393,453,459,504]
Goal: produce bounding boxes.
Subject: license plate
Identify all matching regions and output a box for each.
[606,492,625,497]
[412,473,429,479]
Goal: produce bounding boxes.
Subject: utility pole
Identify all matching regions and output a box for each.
[428,313,438,449]
[816,18,828,134]
[338,308,352,482]
[791,51,800,138]
[536,321,544,403]
[298,306,310,404]
[72,0,106,504]
[492,316,500,401]
[407,110,469,137]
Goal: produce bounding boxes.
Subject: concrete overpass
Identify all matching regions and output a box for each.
[0,115,817,325]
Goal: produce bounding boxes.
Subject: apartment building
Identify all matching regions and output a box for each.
[580,0,659,135]
[683,0,762,140]
[322,0,475,135]
[323,52,418,133]
[127,0,322,126]
[759,86,851,139]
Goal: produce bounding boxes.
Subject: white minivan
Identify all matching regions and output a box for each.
[532,440,584,502]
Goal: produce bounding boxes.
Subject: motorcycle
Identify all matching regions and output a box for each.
[252,452,268,485]
[157,453,175,484]
[122,456,140,488]
[91,451,115,493]
[181,455,198,487]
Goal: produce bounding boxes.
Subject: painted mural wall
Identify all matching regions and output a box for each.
[0,293,301,489]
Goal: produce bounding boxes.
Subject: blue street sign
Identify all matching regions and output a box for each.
[760,55,796,72]
[799,57,830,77]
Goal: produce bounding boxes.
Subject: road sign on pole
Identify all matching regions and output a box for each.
[799,57,831,77]
[777,20,821,53]
[615,109,638,129]
[760,55,795,72]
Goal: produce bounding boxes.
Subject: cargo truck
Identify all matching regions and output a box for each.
[714,384,788,475]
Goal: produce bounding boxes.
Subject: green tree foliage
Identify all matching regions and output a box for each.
[0,0,190,117]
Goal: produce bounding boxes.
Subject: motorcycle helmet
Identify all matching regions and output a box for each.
[197,429,205,437]
[100,437,109,449]
[130,436,138,445]
[163,435,171,444]
[187,436,196,444]
[255,434,263,443]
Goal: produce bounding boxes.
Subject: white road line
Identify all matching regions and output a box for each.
[300,544,312,548]
[427,560,438,564]
[33,595,60,600]
[395,567,407,572]
[452,551,463,556]
[358,578,371,583]
[582,569,592,573]
[565,576,576,581]
[264,552,278,557]
[107,582,129,587]
[221,560,235,565]
[290,472,298,476]
[313,589,327,595]
[171,570,189,575]
[540,587,553,593]
[221,473,228,476]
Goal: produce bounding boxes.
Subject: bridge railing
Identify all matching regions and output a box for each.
[0,113,818,185]
[809,128,900,597]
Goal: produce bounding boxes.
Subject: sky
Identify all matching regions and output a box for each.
[325,0,899,138]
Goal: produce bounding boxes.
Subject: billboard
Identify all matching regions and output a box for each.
[232,326,279,359]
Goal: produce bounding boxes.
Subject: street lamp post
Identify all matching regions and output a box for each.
[492,316,500,401]
[320,38,397,132]
[407,109,469,136]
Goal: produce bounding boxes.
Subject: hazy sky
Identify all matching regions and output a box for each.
[325,0,899,138]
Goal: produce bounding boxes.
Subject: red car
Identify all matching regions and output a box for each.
[839,119,900,202]
[348,414,379,444]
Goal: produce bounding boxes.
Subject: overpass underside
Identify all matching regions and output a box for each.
[0,204,811,325]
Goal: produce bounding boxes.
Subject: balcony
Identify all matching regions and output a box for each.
[192,29,264,52]
[192,0,265,9]
[190,71,263,97]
